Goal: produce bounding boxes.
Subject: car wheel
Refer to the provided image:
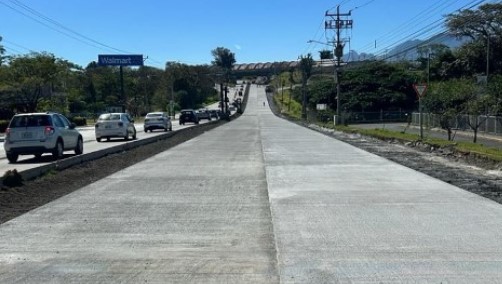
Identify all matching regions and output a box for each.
[132,129,137,140]
[96,137,102,142]
[6,153,18,163]
[169,126,172,131]
[74,137,83,155]
[52,140,64,160]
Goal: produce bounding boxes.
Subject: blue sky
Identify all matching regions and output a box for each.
[0,0,490,69]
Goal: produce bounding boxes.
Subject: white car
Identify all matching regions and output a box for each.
[95,113,137,142]
[144,112,172,132]
[3,112,84,163]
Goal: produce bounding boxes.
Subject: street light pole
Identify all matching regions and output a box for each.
[281,79,284,102]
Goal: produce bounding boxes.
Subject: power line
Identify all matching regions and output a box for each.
[358,0,466,55]
[5,0,131,54]
[1,0,166,67]
[359,0,489,58]
[377,0,497,61]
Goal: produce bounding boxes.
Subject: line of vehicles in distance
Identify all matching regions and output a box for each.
[3,108,223,163]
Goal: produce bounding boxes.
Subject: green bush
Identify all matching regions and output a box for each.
[70,116,87,126]
[2,169,23,187]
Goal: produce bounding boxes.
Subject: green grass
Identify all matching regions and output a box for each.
[332,125,502,162]
[273,91,302,119]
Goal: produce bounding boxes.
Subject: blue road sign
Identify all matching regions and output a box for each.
[98,54,144,66]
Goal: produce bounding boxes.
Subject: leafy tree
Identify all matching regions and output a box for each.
[446,3,502,75]
[487,75,502,129]
[423,80,470,140]
[0,36,6,66]
[340,61,416,113]
[319,50,333,60]
[3,52,67,112]
[416,44,458,81]
[211,47,236,115]
[464,83,491,143]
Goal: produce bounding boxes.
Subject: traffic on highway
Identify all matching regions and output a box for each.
[0,86,243,178]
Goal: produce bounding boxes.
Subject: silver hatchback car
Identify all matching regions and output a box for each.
[94,113,137,142]
[3,112,84,163]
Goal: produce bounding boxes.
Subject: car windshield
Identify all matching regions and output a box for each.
[10,115,51,128]
[146,113,162,118]
[99,114,121,120]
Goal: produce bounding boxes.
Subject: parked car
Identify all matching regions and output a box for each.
[144,112,172,132]
[179,109,199,125]
[3,112,84,163]
[95,113,136,142]
[196,109,212,121]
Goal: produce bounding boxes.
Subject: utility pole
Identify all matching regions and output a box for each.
[325,5,352,125]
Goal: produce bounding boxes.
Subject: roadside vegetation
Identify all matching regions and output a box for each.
[272,88,502,163]
[0,3,501,150]
[264,3,502,165]
[0,45,235,126]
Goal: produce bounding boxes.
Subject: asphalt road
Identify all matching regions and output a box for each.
[1,85,502,283]
[0,103,228,175]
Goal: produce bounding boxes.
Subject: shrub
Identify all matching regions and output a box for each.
[2,169,23,187]
[0,120,9,133]
[70,116,87,126]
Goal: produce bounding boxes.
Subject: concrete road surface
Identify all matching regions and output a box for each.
[1,85,502,283]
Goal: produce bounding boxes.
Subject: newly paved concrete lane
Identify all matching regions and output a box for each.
[258,95,502,281]
[0,86,278,283]
[2,84,502,283]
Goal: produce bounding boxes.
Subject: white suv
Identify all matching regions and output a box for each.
[4,112,84,163]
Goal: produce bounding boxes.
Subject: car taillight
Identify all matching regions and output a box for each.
[44,126,55,136]
[118,122,124,127]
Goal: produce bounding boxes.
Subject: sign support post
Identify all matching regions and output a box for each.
[413,84,428,140]
[98,54,144,113]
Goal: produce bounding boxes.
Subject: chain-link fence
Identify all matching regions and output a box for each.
[411,113,502,136]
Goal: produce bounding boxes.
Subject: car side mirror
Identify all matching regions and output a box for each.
[69,123,77,129]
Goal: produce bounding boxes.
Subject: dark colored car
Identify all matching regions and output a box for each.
[196,109,212,121]
[179,109,199,125]
[209,109,219,119]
